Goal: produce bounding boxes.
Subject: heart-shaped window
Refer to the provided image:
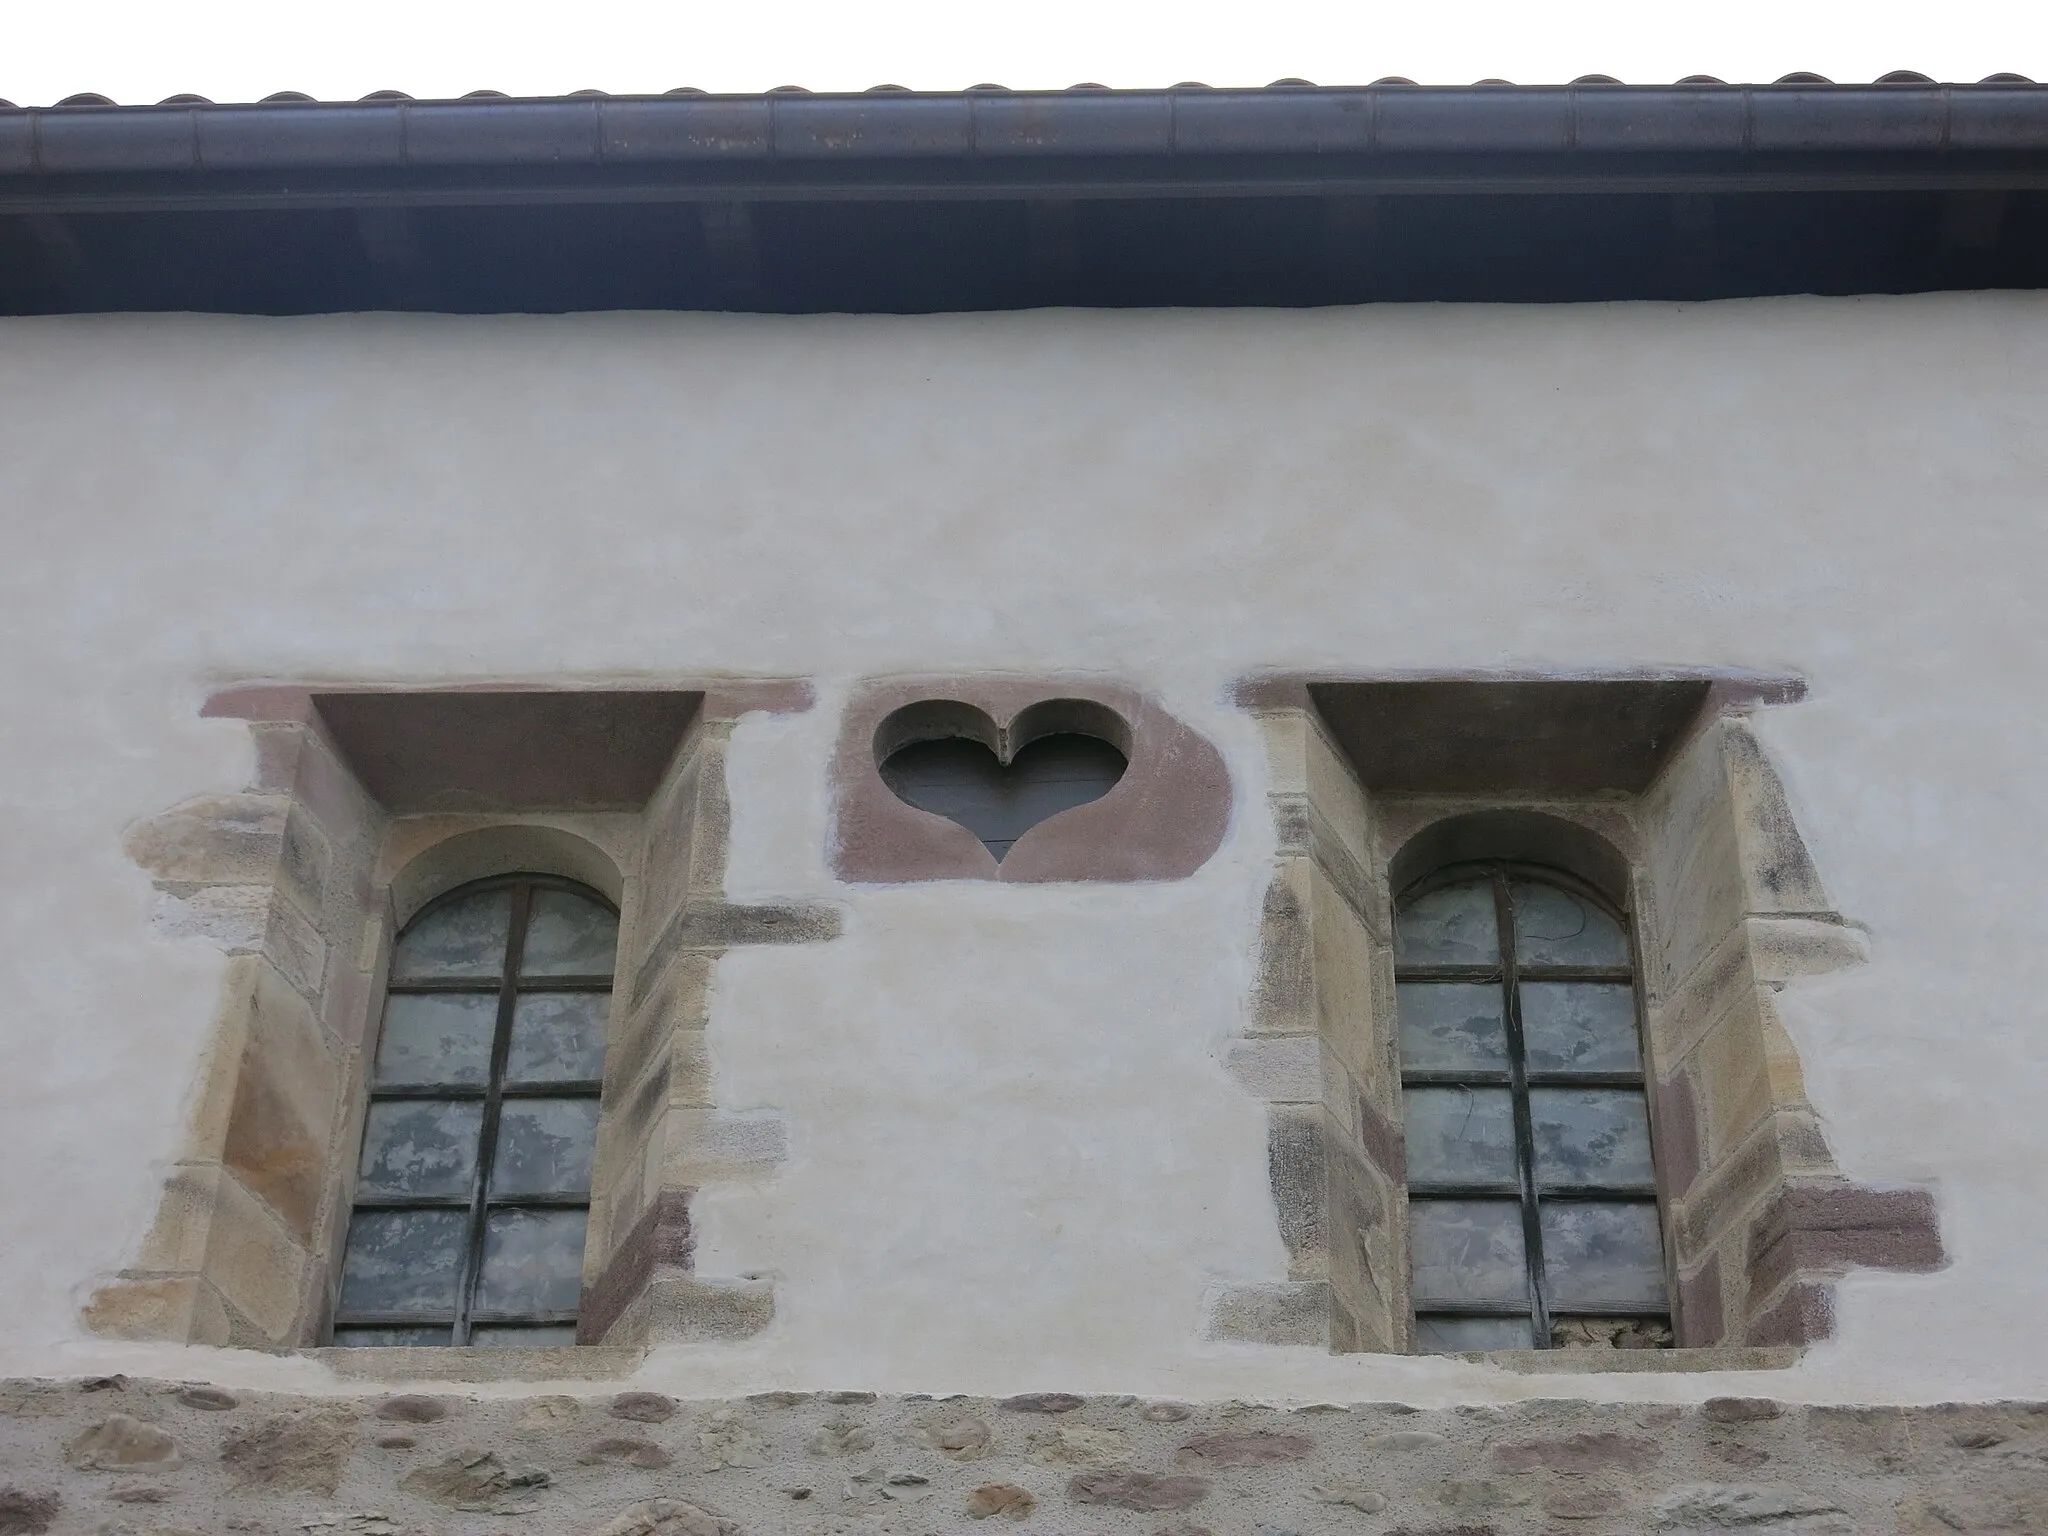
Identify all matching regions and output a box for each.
[875,699,1130,861]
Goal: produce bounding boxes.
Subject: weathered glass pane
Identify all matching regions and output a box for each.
[472,1324,580,1348]
[1408,1200,1528,1304]
[475,1208,589,1315]
[880,734,1128,860]
[372,992,499,1087]
[1415,1315,1535,1353]
[506,992,610,1084]
[331,1326,453,1347]
[392,888,512,980]
[356,1100,483,1198]
[1394,878,1499,966]
[1541,1202,1668,1309]
[337,1209,466,1317]
[1397,982,1509,1073]
[1403,1087,1518,1187]
[520,889,618,977]
[1531,1089,1656,1189]
[491,1100,600,1197]
[1511,881,1629,968]
[1520,983,1641,1074]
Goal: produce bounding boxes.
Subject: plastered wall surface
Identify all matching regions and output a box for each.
[0,295,2044,1408]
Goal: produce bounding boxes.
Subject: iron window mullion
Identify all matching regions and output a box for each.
[1493,867,1553,1350]
[455,881,532,1347]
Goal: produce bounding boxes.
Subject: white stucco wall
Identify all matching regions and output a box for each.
[0,294,2043,1403]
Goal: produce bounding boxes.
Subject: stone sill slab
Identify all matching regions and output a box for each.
[1466,1346,1801,1374]
[309,1345,648,1382]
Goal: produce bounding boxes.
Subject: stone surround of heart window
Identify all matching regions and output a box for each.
[831,679,1231,884]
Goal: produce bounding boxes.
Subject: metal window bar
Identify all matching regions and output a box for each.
[331,874,614,1346]
[1398,861,1671,1350]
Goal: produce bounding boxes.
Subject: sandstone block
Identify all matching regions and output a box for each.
[79,1277,231,1348]
[580,1437,672,1470]
[1201,1281,1331,1347]
[0,1489,58,1536]
[1031,1426,1128,1466]
[1701,1396,1783,1424]
[966,1483,1035,1518]
[1001,1393,1084,1414]
[1176,1430,1315,1465]
[609,1392,677,1423]
[1545,1487,1626,1519]
[1490,1432,1660,1474]
[659,1109,788,1185]
[400,1450,550,1513]
[584,1498,738,1536]
[1651,1483,1844,1528]
[1066,1471,1209,1511]
[1312,1484,1387,1513]
[220,1410,357,1494]
[928,1416,991,1459]
[219,958,344,1242]
[124,795,292,889]
[697,1413,767,1469]
[1226,1034,1322,1103]
[644,1276,775,1342]
[376,1395,451,1423]
[64,1415,180,1471]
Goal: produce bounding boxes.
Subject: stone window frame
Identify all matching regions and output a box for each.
[1216,673,1946,1359]
[88,682,841,1367]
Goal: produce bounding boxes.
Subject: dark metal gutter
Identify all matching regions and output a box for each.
[5,84,2048,213]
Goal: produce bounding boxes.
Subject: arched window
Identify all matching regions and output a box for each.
[331,875,618,1347]
[1394,862,1670,1352]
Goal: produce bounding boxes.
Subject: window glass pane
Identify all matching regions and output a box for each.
[372,992,499,1087]
[356,1100,484,1198]
[1511,881,1628,968]
[1394,878,1499,966]
[1531,1089,1656,1189]
[331,1326,453,1348]
[1402,1087,1518,1187]
[1415,1315,1535,1353]
[391,888,512,980]
[1540,1202,1668,1309]
[1408,1199,1528,1304]
[1520,983,1641,1074]
[475,1208,589,1315]
[520,889,619,977]
[337,1209,466,1317]
[491,1099,600,1197]
[472,1324,580,1348]
[506,992,610,1084]
[1397,982,1509,1073]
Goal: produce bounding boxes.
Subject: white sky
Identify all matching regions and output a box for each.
[6,0,2046,107]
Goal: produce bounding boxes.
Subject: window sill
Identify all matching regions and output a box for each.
[1444,1345,1801,1374]
[307,1345,648,1382]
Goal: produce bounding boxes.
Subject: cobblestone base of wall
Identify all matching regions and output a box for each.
[3,1379,2044,1536]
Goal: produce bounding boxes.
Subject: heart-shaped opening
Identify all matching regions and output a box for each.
[875,699,1131,861]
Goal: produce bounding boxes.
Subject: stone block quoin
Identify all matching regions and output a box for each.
[88,678,832,1351]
